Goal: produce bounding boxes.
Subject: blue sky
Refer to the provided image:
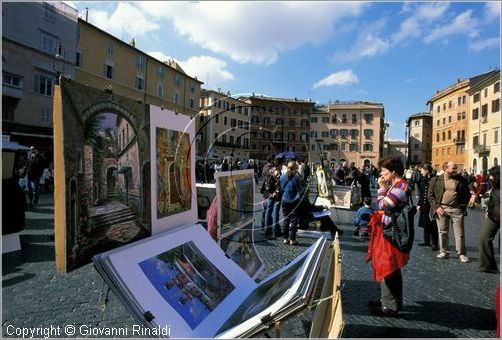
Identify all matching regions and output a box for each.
[67,1,500,140]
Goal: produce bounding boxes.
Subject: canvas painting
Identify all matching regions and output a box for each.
[220,221,264,279]
[139,241,235,329]
[156,127,192,219]
[216,170,254,234]
[333,187,352,209]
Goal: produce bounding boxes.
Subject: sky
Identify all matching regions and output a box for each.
[66,1,501,140]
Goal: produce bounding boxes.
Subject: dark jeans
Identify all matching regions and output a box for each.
[27,177,41,205]
[419,209,439,247]
[282,200,299,241]
[380,269,403,312]
[264,199,281,235]
[478,217,500,272]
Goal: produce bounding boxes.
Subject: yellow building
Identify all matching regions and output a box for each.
[310,101,385,168]
[466,70,500,174]
[427,71,498,170]
[75,18,202,119]
[199,90,251,160]
[406,112,433,165]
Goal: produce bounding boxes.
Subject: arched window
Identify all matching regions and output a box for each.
[494,157,499,166]
[448,130,451,140]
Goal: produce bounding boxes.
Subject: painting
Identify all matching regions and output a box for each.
[156,127,192,219]
[220,221,264,279]
[333,186,352,209]
[139,241,235,329]
[216,170,254,234]
[216,256,307,335]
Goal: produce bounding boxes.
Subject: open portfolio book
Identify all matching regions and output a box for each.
[93,224,328,338]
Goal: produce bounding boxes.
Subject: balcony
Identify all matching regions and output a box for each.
[474,145,490,155]
[453,138,465,145]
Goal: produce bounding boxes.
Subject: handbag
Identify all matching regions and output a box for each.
[382,192,417,253]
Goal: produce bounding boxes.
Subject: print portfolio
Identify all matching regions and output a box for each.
[93,224,328,338]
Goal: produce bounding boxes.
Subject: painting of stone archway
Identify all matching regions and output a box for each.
[53,78,197,273]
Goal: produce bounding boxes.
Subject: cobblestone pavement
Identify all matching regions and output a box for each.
[2,187,500,338]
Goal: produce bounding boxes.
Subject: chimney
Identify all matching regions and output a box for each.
[85,7,88,21]
[129,38,136,48]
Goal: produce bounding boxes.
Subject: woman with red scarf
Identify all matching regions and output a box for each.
[366,156,410,317]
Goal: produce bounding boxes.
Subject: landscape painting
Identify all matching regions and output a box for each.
[216,170,254,234]
[138,241,235,329]
[156,127,192,219]
[220,221,263,279]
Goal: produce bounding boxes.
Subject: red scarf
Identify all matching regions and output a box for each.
[366,211,410,281]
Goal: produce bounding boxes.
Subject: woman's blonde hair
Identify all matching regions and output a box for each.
[285,160,298,178]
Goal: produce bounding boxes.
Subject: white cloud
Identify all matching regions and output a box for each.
[424,10,479,44]
[392,2,449,44]
[485,2,501,22]
[313,70,359,89]
[136,1,367,64]
[469,37,500,51]
[332,19,390,63]
[88,2,159,40]
[147,52,234,89]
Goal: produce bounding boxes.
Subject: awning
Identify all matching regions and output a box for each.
[1,140,30,150]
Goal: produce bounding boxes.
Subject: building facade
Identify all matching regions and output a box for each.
[466,71,500,174]
[199,90,251,161]
[2,1,78,154]
[383,140,408,166]
[310,101,385,168]
[428,71,498,170]
[406,112,433,165]
[241,95,314,161]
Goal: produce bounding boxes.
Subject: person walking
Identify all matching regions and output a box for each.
[478,165,500,273]
[366,156,410,317]
[26,148,45,206]
[427,161,472,263]
[280,160,302,245]
[416,163,438,251]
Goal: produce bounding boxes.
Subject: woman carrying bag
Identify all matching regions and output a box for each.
[366,156,410,317]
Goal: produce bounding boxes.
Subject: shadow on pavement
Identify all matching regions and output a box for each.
[343,324,456,338]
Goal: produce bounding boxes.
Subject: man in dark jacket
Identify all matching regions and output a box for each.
[427,161,473,263]
[26,148,45,206]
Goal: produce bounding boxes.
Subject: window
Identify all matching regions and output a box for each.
[363,143,373,152]
[448,116,451,123]
[437,106,440,113]
[472,108,479,120]
[495,129,499,144]
[136,56,145,70]
[448,101,452,108]
[231,118,236,128]
[135,76,144,90]
[364,129,373,139]
[190,81,195,93]
[492,99,500,113]
[481,104,488,117]
[321,131,329,137]
[157,66,165,79]
[75,52,82,67]
[40,31,57,54]
[349,143,358,152]
[447,131,451,140]
[364,114,373,124]
[332,114,337,123]
[436,133,439,142]
[437,119,440,126]
[310,117,318,123]
[473,135,479,147]
[473,92,480,103]
[457,112,461,120]
[173,90,180,104]
[495,82,500,93]
[311,131,317,137]
[414,144,419,150]
[415,120,420,126]
[33,74,53,96]
[3,72,22,88]
[351,114,357,124]
[189,98,195,109]
[173,74,181,86]
[350,129,358,139]
[263,117,271,124]
[300,133,308,141]
[484,88,488,98]
[322,116,329,123]
[330,129,338,138]
[462,95,466,104]
[342,114,347,123]
[106,40,113,55]
[157,84,164,97]
[443,103,446,111]
[442,131,445,141]
[104,64,114,79]
[44,2,56,21]
[340,129,348,139]
[458,97,461,105]
[288,132,295,141]
[462,111,466,119]
[40,108,51,124]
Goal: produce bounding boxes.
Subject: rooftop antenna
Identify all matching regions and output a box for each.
[85,7,88,21]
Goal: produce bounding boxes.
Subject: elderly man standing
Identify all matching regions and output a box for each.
[427,161,473,263]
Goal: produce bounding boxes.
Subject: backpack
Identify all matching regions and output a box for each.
[260,171,277,197]
[382,193,417,253]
